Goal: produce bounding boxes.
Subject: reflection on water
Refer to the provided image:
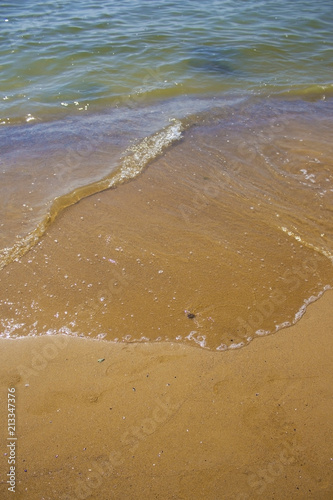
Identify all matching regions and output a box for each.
[1,0,333,125]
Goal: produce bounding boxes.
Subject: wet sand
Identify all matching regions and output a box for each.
[0,103,332,499]
[0,290,332,499]
[1,110,332,349]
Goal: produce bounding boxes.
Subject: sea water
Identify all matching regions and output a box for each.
[0,0,332,347]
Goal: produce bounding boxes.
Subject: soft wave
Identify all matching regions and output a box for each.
[0,119,184,271]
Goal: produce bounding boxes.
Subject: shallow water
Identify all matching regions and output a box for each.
[1,97,332,349]
[1,0,332,125]
[0,1,332,347]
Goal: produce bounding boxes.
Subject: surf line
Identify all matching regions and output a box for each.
[0,120,184,272]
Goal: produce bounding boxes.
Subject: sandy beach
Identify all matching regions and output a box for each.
[2,1,333,499]
[1,109,333,499]
[2,112,332,351]
[0,290,332,499]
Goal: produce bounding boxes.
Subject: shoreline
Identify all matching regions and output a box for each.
[1,98,332,350]
[2,3,333,498]
[1,290,333,499]
[1,94,332,499]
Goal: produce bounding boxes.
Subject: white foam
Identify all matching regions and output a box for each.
[110,119,183,187]
[228,342,245,350]
[216,343,228,351]
[0,320,25,338]
[274,285,332,334]
[255,329,270,336]
[280,226,333,263]
[185,331,207,348]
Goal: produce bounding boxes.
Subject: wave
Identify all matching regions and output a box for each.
[280,226,333,264]
[215,285,332,351]
[0,119,184,271]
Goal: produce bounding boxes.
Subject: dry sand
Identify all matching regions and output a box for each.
[1,290,332,499]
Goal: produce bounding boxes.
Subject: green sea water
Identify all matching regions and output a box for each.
[1,0,333,125]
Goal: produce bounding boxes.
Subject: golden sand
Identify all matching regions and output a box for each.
[1,110,332,499]
[0,290,332,499]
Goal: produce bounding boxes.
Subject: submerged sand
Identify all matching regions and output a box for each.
[1,101,332,498]
[1,107,332,350]
[0,290,332,499]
